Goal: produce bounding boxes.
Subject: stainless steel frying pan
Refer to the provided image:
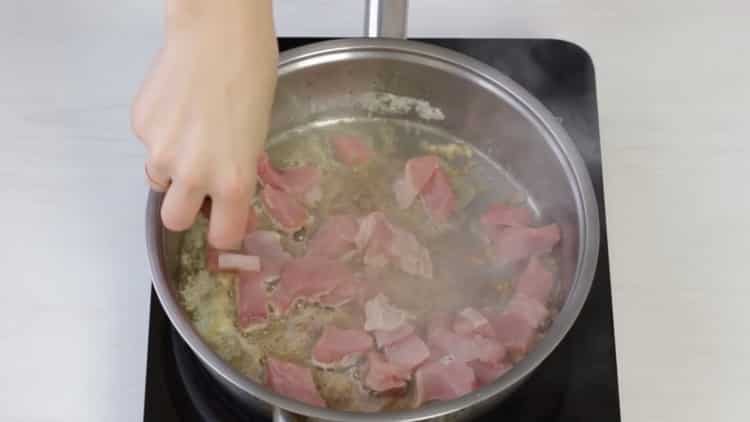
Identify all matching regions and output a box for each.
[147,1,599,420]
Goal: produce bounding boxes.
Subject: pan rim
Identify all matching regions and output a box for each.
[148,37,600,422]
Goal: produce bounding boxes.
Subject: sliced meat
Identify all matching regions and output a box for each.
[383,334,430,371]
[373,323,416,349]
[355,275,382,307]
[364,293,410,332]
[243,230,291,283]
[235,271,270,331]
[420,167,456,222]
[413,358,476,407]
[394,155,440,209]
[270,256,354,314]
[302,183,323,207]
[331,134,373,166]
[363,351,410,393]
[507,294,549,328]
[469,335,507,365]
[484,309,537,357]
[307,214,360,260]
[275,165,321,197]
[427,311,505,365]
[257,152,287,191]
[515,256,555,304]
[428,330,505,365]
[261,185,309,233]
[257,152,322,197]
[319,278,360,307]
[355,212,433,278]
[356,212,393,268]
[480,203,533,228]
[427,328,476,363]
[207,244,256,273]
[488,224,561,264]
[311,325,374,369]
[426,311,453,339]
[266,357,326,408]
[469,361,511,386]
[482,296,548,357]
[389,226,433,279]
[216,252,260,272]
[453,307,495,338]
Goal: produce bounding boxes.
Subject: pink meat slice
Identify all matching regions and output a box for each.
[235,230,289,329]
[482,296,548,357]
[373,323,416,349]
[507,294,549,328]
[243,230,291,282]
[266,357,326,408]
[257,152,322,197]
[270,256,354,314]
[257,152,286,191]
[277,165,321,197]
[331,135,373,166]
[318,278,360,307]
[355,276,382,307]
[489,224,561,264]
[470,335,507,364]
[426,312,505,365]
[307,214,360,259]
[235,271,270,330]
[364,293,410,332]
[383,334,431,371]
[413,358,477,407]
[428,330,506,365]
[485,310,537,357]
[261,185,309,233]
[426,311,453,336]
[312,325,374,368]
[363,351,410,392]
[420,167,456,222]
[355,212,433,278]
[394,155,440,209]
[453,307,496,338]
[388,226,433,279]
[356,212,394,268]
[217,252,260,272]
[480,203,533,228]
[469,360,511,386]
[514,256,555,304]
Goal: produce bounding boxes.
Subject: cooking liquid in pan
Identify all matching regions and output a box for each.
[176,117,560,412]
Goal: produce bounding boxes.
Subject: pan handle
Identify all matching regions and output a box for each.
[365,0,408,39]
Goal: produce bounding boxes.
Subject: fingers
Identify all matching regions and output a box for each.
[145,162,171,192]
[160,181,204,232]
[131,49,168,143]
[208,189,251,250]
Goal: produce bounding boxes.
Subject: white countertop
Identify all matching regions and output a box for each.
[1,1,748,421]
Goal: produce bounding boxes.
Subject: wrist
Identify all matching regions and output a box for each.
[165,0,275,40]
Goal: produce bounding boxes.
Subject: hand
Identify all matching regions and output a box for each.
[132,0,278,249]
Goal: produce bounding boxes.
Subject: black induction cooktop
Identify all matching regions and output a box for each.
[143,38,619,422]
